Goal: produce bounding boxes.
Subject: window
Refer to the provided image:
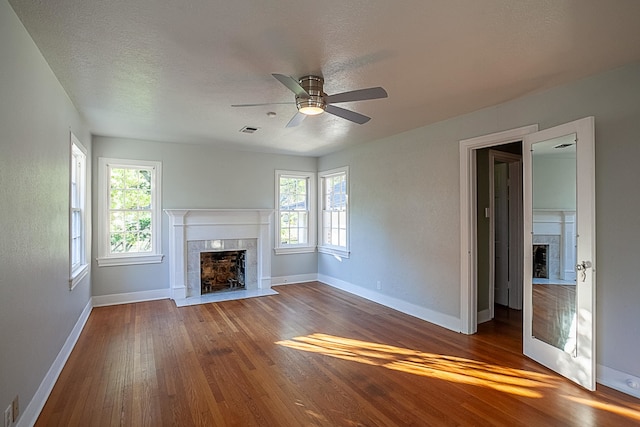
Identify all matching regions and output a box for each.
[70,134,88,288]
[97,158,163,266]
[275,170,316,254]
[318,166,349,258]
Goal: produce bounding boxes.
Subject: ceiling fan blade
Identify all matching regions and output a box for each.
[325,105,371,124]
[325,87,388,104]
[272,74,309,98]
[286,112,307,128]
[231,102,295,107]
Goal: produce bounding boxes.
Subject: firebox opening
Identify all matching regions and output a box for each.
[533,244,549,279]
[200,250,246,294]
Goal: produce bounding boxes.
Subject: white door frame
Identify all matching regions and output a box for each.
[459,124,538,334]
[489,150,523,316]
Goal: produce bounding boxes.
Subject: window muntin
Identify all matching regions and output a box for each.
[275,170,316,254]
[318,167,349,257]
[97,158,163,266]
[70,134,88,287]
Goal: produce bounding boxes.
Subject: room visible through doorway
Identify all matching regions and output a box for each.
[476,142,523,333]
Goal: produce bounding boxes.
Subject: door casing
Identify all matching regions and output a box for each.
[459,125,538,334]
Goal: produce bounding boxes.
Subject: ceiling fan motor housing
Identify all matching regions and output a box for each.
[296,75,326,114]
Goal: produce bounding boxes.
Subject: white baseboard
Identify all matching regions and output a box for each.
[271,273,318,286]
[17,299,93,427]
[477,309,492,324]
[597,364,640,399]
[92,288,170,307]
[318,274,461,332]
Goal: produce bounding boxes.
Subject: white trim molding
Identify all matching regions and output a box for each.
[318,274,461,332]
[69,133,89,289]
[597,364,640,399]
[96,157,164,267]
[17,300,92,427]
[271,273,318,286]
[92,288,171,307]
[318,166,350,259]
[274,169,317,254]
[459,124,538,334]
[477,309,492,324]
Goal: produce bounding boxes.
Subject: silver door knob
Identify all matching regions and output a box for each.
[576,261,592,281]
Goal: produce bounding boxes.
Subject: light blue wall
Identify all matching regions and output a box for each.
[318,61,640,378]
[91,137,318,296]
[533,155,576,210]
[0,0,91,421]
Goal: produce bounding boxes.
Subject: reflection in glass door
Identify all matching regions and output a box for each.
[523,117,595,390]
[530,134,577,354]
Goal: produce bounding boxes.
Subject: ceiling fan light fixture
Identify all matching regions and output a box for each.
[232,73,387,126]
[296,75,326,115]
[298,102,325,115]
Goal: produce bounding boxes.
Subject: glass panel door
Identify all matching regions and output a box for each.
[523,117,596,390]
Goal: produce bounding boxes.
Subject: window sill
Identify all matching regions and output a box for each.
[318,246,350,259]
[97,254,164,267]
[69,264,89,290]
[274,246,317,255]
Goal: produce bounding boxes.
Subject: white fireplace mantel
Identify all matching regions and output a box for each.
[532,209,576,281]
[165,209,273,301]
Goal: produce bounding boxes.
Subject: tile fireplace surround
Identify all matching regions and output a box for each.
[164,209,273,303]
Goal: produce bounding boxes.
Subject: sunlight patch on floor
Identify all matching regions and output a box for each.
[563,395,640,421]
[276,333,558,398]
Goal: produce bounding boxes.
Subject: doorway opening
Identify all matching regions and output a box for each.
[459,124,538,335]
[477,144,523,327]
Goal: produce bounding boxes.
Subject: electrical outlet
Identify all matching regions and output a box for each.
[627,379,640,390]
[3,404,11,427]
[376,280,381,290]
[11,396,18,423]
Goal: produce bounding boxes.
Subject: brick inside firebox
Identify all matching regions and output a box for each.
[200,250,246,294]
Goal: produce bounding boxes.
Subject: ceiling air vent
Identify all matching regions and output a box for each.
[239,126,260,134]
[554,142,575,149]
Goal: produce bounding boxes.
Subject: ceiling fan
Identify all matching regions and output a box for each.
[232,74,388,127]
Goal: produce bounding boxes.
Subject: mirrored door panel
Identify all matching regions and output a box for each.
[523,117,595,390]
[530,134,577,353]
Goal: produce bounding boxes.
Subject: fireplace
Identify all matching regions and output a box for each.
[165,209,273,302]
[201,250,246,294]
[532,210,576,281]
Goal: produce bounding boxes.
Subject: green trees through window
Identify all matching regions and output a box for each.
[109,167,153,253]
[274,170,316,254]
[279,176,309,245]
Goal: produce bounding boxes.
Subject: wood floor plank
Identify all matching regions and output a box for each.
[35,282,640,426]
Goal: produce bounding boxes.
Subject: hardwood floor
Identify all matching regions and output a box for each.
[532,283,576,350]
[36,282,639,426]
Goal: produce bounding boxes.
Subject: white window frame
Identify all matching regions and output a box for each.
[274,170,316,254]
[318,166,350,258]
[69,133,89,288]
[97,157,164,267]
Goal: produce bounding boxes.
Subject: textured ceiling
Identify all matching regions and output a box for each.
[9,0,640,156]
